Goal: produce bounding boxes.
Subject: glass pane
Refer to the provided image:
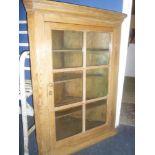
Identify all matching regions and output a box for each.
[86,100,107,130]
[87,50,110,66]
[52,30,83,69]
[86,32,111,66]
[54,71,83,107]
[86,68,108,100]
[55,106,82,140]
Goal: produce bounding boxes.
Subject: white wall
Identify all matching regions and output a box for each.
[115,0,133,127]
[125,43,135,77]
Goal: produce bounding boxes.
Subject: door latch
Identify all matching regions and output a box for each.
[48,83,53,96]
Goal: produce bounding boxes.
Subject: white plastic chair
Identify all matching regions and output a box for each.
[19,51,35,155]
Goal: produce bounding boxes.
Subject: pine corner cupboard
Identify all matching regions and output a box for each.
[23,0,126,154]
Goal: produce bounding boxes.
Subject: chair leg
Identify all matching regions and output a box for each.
[28,124,35,136]
[21,101,29,155]
[26,103,34,116]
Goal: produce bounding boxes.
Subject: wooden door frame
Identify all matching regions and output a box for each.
[44,22,118,150]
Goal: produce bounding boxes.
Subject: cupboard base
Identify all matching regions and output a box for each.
[53,127,117,155]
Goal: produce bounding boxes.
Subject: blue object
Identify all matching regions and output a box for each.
[19,0,27,20]
[56,0,123,12]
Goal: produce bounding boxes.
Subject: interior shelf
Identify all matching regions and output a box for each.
[53,49,82,52]
[52,49,109,52]
[54,78,80,84]
[55,96,82,107]
[54,72,82,82]
[87,48,109,52]
[54,72,104,84]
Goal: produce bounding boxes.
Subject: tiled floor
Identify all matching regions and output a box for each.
[120,77,135,126]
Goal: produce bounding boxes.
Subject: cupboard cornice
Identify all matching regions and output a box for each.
[23,0,126,27]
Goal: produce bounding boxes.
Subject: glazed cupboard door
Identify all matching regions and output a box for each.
[45,23,113,144]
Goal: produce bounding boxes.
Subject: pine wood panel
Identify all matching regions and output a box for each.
[106,26,122,127]
[27,12,54,155]
[54,126,117,155]
[23,1,126,154]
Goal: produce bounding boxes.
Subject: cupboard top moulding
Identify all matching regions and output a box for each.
[23,0,126,27]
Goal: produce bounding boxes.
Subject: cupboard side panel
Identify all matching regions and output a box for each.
[107,26,121,127]
[27,12,54,155]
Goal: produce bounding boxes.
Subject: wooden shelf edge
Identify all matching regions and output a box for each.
[52,49,110,52]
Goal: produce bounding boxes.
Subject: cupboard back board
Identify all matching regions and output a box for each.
[23,0,126,154]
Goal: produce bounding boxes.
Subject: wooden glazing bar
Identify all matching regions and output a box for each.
[86,65,109,70]
[54,78,81,84]
[86,96,108,104]
[53,67,84,73]
[87,49,109,52]
[54,96,108,112]
[53,49,82,52]
[82,32,86,132]
[54,101,83,111]
[52,49,109,52]
[53,65,109,73]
